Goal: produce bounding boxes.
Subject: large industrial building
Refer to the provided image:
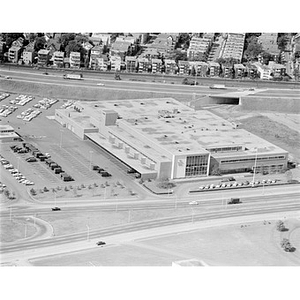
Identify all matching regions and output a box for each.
[55,98,288,180]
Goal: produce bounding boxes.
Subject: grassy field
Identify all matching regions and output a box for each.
[239,115,300,162]
[30,217,300,266]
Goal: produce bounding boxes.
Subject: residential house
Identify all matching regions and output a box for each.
[268,61,286,77]
[178,60,190,75]
[125,56,137,72]
[69,51,81,69]
[38,49,50,67]
[116,35,136,44]
[164,59,177,74]
[151,58,162,73]
[234,63,246,78]
[253,62,272,80]
[220,33,245,63]
[12,37,24,48]
[8,46,22,63]
[138,57,151,73]
[207,61,220,77]
[53,51,64,68]
[46,39,62,56]
[140,48,160,59]
[22,43,36,65]
[89,46,103,69]
[82,41,93,52]
[131,33,149,44]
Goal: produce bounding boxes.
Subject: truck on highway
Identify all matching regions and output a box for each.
[209,84,226,89]
[63,74,83,80]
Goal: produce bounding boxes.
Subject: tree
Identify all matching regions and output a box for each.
[176,33,191,49]
[276,220,286,231]
[169,50,188,62]
[277,35,288,51]
[244,36,263,62]
[34,36,46,52]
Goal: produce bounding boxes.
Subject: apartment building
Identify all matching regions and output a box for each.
[8,46,22,63]
[187,36,212,61]
[110,41,131,60]
[151,58,162,73]
[164,59,177,74]
[89,46,103,69]
[125,56,137,72]
[207,61,220,77]
[110,55,122,72]
[146,33,177,57]
[90,33,111,46]
[246,63,258,79]
[268,61,286,77]
[138,57,152,73]
[178,60,190,75]
[22,44,36,65]
[253,62,272,80]
[234,63,246,78]
[37,49,50,67]
[53,51,64,68]
[220,33,245,63]
[70,51,81,69]
[222,64,234,78]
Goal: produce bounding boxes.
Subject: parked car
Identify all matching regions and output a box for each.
[228,198,241,204]
[189,201,198,205]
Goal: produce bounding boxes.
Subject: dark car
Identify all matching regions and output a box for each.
[101,172,111,177]
[127,169,136,174]
[96,241,106,246]
[97,168,105,173]
[228,198,241,205]
[51,207,61,211]
[92,165,100,171]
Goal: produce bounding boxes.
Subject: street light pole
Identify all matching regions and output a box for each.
[252,148,258,185]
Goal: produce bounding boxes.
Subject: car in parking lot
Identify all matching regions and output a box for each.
[96,241,106,246]
[26,157,37,162]
[101,172,112,177]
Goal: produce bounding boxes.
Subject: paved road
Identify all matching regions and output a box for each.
[1,199,299,254]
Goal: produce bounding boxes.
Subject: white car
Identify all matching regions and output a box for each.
[97,83,105,86]
[189,201,198,205]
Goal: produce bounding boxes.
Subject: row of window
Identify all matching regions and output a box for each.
[221,155,285,164]
[185,155,208,176]
[208,146,242,153]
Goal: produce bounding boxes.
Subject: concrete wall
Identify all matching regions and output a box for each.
[172,154,187,179]
[157,161,172,180]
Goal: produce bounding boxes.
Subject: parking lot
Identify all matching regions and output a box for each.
[0,90,141,198]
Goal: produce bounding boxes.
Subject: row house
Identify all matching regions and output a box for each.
[89,46,103,69]
[234,63,246,78]
[178,60,190,75]
[164,59,177,74]
[125,56,137,73]
[53,51,64,68]
[22,44,36,65]
[252,62,272,80]
[268,61,286,77]
[151,58,162,73]
[38,49,50,67]
[138,57,152,73]
[8,46,22,63]
[207,61,220,77]
[69,51,81,69]
[221,33,245,63]
[110,55,122,72]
